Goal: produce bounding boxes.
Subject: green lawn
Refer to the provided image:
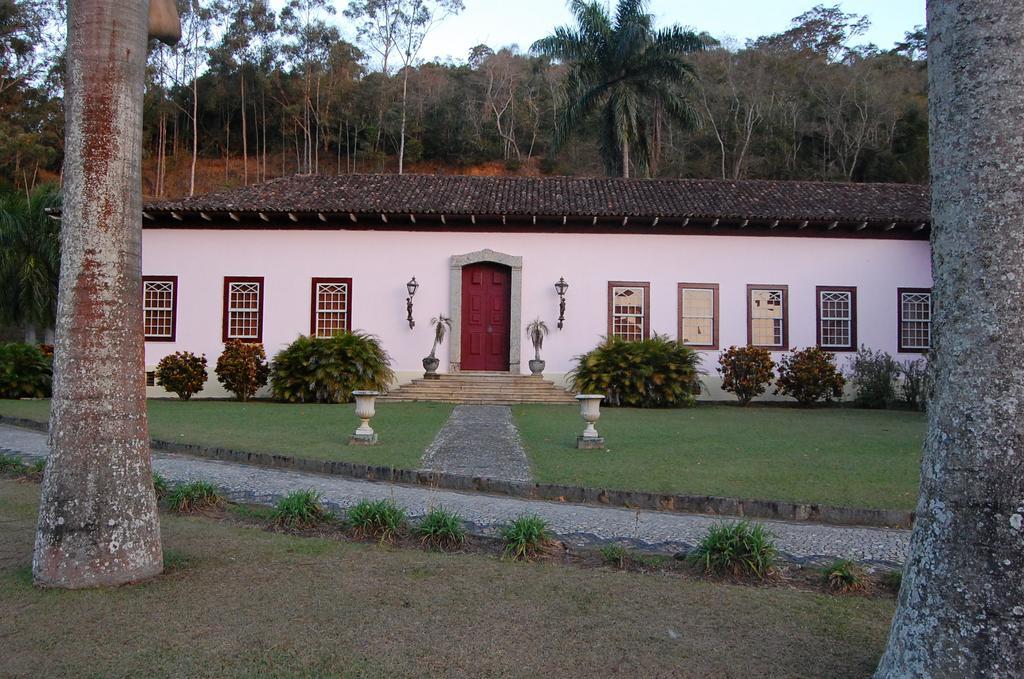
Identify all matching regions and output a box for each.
[0,398,924,510]
[512,404,925,510]
[0,398,452,468]
[0,480,893,677]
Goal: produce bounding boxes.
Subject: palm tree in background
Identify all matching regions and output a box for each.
[533,0,713,178]
[0,185,61,342]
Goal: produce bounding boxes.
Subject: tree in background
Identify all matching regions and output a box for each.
[533,0,711,177]
[0,184,61,342]
[33,0,179,589]
[876,1,1024,674]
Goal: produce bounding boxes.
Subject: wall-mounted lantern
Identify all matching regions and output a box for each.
[555,277,569,330]
[406,277,419,329]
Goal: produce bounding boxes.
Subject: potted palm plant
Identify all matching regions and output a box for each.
[423,315,451,378]
[526,318,549,376]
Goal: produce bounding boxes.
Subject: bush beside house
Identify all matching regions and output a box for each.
[155,351,208,400]
[215,341,270,402]
[270,333,394,404]
[774,347,846,406]
[0,342,52,399]
[717,346,775,406]
[570,335,703,408]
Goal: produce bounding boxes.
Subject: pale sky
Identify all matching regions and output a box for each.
[291,0,926,64]
[416,0,925,62]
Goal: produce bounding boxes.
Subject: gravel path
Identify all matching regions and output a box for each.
[420,405,532,482]
[0,423,909,567]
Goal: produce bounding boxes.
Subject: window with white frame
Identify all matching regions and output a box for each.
[223,278,263,342]
[817,287,856,351]
[899,289,931,351]
[748,286,788,348]
[609,283,649,341]
[311,278,352,337]
[678,284,718,348]
[143,277,176,341]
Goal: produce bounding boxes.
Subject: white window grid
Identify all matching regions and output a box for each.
[612,286,645,341]
[228,281,261,339]
[315,282,349,337]
[680,287,715,346]
[750,288,784,347]
[819,290,852,348]
[143,280,174,338]
[901,292,931,350]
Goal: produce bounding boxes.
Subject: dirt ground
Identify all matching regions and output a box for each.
[0,480,893,677]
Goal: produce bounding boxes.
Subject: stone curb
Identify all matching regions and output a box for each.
[0,415,915,530]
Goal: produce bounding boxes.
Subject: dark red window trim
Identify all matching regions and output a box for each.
[607,281,651,340]
[142,275,178,343]
[815,286,858,352]
[222,276,265,343]
[677,283,719,350]
[310,277,354,336]
[746,284,790,349]
[897,287,932,354]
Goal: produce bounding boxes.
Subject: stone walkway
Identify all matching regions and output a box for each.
[420,405,532,482]
[0,423,909,567]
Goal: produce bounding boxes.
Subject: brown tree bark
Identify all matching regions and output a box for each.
[876,1,1024,674]
[33,0,165,589]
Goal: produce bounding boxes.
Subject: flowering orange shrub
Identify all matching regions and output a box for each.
[717,346,775,406]
[774,347,846,406]
[215,341,269,402]
[155,351,208,400]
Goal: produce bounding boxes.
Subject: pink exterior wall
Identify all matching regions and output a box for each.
[142,227,932,397]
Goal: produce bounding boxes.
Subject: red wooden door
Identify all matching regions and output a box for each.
[461,262,511,371]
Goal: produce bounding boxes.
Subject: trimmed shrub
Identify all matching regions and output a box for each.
[900,359,929,411]
[346,499,407,542]
[272,490,332,529]
[823,559,868,594]
[569,334,703,408]
[215,340,269,402]
[0,342,52,399]
[847,346,899,409]
[501,514,550,561]
[774,347,846,406]
[155,351,208,400]
[414,507,467,550]
[688,521,777,579]
[717,346,774,405]
[167,481,224,513]
[270,332,395,404]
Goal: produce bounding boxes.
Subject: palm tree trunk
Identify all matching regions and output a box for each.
[876,2,1024,674]
[34,0,162,589]
[622,138,630,179]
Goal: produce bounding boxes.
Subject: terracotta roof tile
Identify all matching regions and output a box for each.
[146,174,930,224]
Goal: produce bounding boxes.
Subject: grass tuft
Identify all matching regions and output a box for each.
[167,481,224,513]
[689,521,778,579]
[272,490,333,529]
[501,514,550,562]
[600,544,628,568]
[0,453,25,474]
[881,570,903,594]
[823,559,868,594]
[153,472,169,499]
[414,507,467,551]
[346,499,407,542]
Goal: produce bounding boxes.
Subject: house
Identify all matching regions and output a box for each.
[141,174,931,400]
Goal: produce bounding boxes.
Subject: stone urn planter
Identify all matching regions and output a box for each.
[349,391,380,445]
[422,356,441,376]
[575,394,605,449]
[423,315,451,379]
[526,318,550,377]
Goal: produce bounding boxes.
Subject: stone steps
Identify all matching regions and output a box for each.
[381,372,577,405]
